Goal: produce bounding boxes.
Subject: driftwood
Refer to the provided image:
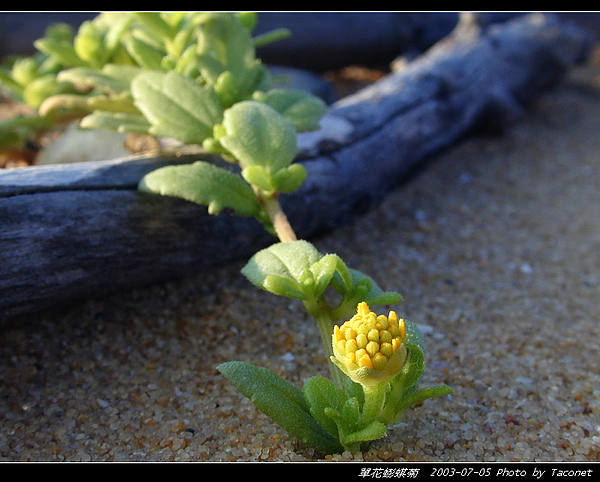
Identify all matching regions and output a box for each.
[0,13,593,321]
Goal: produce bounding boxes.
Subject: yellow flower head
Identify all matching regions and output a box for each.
[331,301,408,388]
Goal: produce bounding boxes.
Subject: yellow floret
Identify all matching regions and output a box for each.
[331,301,408,387]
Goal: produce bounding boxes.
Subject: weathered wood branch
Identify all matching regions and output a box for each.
[0,14,592,321]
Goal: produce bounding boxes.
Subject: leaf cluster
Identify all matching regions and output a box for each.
[228,239,451,453]
[0,12,454,455]
[219,304,452,454]
[0,12,325,158]
[137,95,323,233]
[241,240,401,319]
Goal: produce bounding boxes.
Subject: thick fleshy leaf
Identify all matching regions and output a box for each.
[218,361,343,454]
[344,421,388,445]
[241,240,322,299]
[255,88,327,132]
[131,12,175,43]
[218,101,298,172]
[131,70,223,144]
[323,396,362,441]
[80,111,151,135]
[34,38,87,67]
[330,268,402,321]
[125,36,166,70]
[351,269,403,306]
[302,376,349,439]
[395,385,453,414]
[380,321,453,424]
[241,165,275,193]
[73,21,105,67]
[138,160,260,216]
[262,274,306,300]
[102,14,134,59]
[309,254,342,297]
[272,163,307,193]
[334,268,402,305]
[401,328,427,391]
[22,75,72,110]
[57,66,137,94]
[241,162,307,196]
[196,13,256,84]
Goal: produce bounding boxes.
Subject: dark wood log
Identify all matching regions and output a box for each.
[0,13,593,321]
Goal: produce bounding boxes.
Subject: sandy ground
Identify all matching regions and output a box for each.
[2,53,600,462]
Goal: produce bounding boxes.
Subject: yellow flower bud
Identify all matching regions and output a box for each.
[331,302,408,387]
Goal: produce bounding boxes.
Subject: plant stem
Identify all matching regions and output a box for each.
[361,385,387,428]
[261,194,297,243]
[261,191,348,388]
[303,298,346,387]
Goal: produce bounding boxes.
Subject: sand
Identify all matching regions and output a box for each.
[2,54,600,462]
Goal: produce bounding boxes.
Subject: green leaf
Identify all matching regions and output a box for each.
[309,254,342,298]
[196,13,256,83]
[22,75,71,109]
[11,57,39,86]
[218,361,343,454]
[131,70,223,144]
[38,92,138,121]
[125,36,166,71]
[0,68,24,99]
[262,274,306,300]
[103,14,134,59]
[138,160,260,216]
[237,12,258,32]
[381,321,453,424]
[406,319,426,355]
[57,67,132,94]
[330,268,402,321]
[85,92,139,114]
[174,44,200,76]
[55,64,142,103]
[344,421,388,445]
[0,115,52,149]
[241,162,307,196]
[73,21,105,68]
[255,88,327,132]
[219,101,298,172]
[170,23,196,59]
[333,257,353,294]
[241,242,369,304]
[241,165,275,194]
[44,22,75,43]
[102,64,145,85]
[395,385,453,414]
[323,397,362,438]
[400,328,427,390]
[272,163,307,193]
[132,12,176,43]
[394,323,428,392]
[252,28,292,48]
[387,320,428,405]
[34,38,87,68]
[358,271,403,306]
[303,376,349,439]
[241,240,322,297]
[80,111,151,135]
